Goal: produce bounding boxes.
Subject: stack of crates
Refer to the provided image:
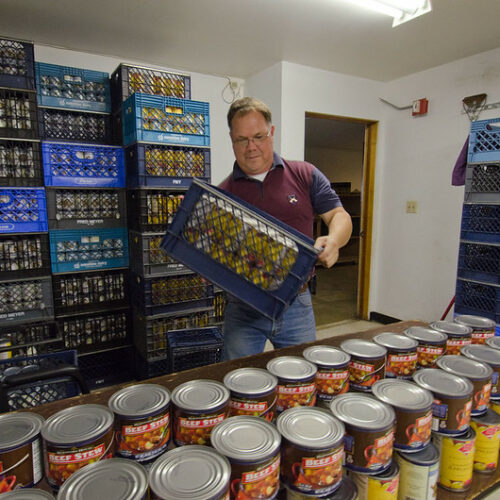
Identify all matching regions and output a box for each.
[0,37,60,358]
[455,118,500,335]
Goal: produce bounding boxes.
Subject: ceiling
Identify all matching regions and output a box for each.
[1,0,500,82]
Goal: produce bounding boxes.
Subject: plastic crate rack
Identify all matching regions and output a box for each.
[135,354,170,381]
[0,89,39,140]
[458,241,500,284]
[0,321,62,358]
[0,38,35,90]
[42,141,125,187]
[35,62,111,113]
[460,204,500,243]
[455,278,500,325]
[0,188,47,233]
[161,179,320,320]
[468,118,500,164]
[122,94,210,147]
[465,163,500,203]
[0,140,42,187]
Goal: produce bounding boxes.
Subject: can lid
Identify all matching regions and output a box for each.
[430,320,472,337]
[266,356,317,381]
[0,489,55,499]
[329,393,395,430]
[148,445,231,499]
[223,368,277,396]
[396,442,439,465]
[486,337,500,351]
[0,411,44,449]
[41,404,114,445]
[404,326,448,344]
[461,344,500,367]
[108,383,170,417]
[340,339,387,358]
[472,407,500,426]
[303,345,351,367]
[437,355,493,380]
[454,315,496,330]
[372,379,433,411]
[171,379,230,412]
[374,332,418,351]
[211,415,280,462]
[57,458,148,500]
[277,406,344,449]
[413,368,473,397]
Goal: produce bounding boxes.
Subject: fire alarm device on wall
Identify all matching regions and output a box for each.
[412,98,429,116]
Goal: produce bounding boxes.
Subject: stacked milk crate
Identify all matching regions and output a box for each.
[455,118,500,335]
[111,63,223,379]
[35,61,133,388]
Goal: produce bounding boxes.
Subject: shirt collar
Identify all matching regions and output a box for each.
[232,152,285,180]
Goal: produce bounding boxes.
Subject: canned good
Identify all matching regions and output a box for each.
[372,379,433,452]
[432,427,476,492]
[413,368,473,434]
[223,368,278,421]
[404,326,447,369]
[395,443,439,500]
[57,457,148,499]
[470,409,500,473]
[490,396,500,416]
[454,314,496,344]
[41,404,115,489]
[171,379,230,446]
[374,333,418,380]
[330,393,395,473]
[211,416,281,500]
[302,345,350,404]
[277,407,344,497]
[0,412,44,491]
[348,460,399,500]
[460,344,500,396]
[285,476,357,500]
[486,336,500,351]
[340,339,387,392]
[148,445,231,499]
[436,355,492,416]
[0,336,11,360]
[429,321,472,355]
[108,383,171,462]
[266,356,317,413]
[0,490,55,499]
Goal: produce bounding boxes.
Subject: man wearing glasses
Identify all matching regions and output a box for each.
[220,97,352,360]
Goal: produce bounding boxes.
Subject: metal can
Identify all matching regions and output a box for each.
[108,383,171,462]
[374,333,418,380]
[41,404,115,489]
[340,339,387,392]
[461,344,500,397]
[395,443,439,500]
[429,321,472,355]
[303,345,350,405]
[57,457,148,499]
[330,393,395,474]
[470,409,500,473]
[171,379,230,446]
[266,356,317,413]
[454,314,496,344]
[277,407,344,497]
[0,412,44,491]
[285,476,357,500]
[432,427,476,492]
[211,415,281,500]
[404,326,447,369]
[490,396,500,416]
[413,368,473,434]
[0,336,12,360]
[486,336,500,351]
[148,445,231,499]
[0,490,55,499]
[223,367,278,422]
[436,355,492,416]
[347,460,399,500]
[372,379,433,452]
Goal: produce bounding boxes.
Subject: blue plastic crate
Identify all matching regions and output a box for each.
[49,227,129,273]
[458,241,500,284]
[0,38,35,90]
[42,141,125,187]
[122,93,210,147]
[465,163,500,203]
[161,179,320,320]
[0,188,47,233]
[455,278,500,325]
[35,62,111,112]
[460,204,500,243]
[468,118,500,164]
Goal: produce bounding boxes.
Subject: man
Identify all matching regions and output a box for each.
[219,97,352,360]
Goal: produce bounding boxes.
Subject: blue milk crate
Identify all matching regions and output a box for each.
[458,241,500,284]
[49,227,129,273]
[0,37,35,90]
[35,62,111,113]
[0,188,47,233]
[161,179,320,320]
[122,94,210,147]
[465,163,500,203]
[455,278,500,325]
[460,204,500,243]
[468,118,500,164]
[42,141,125,187]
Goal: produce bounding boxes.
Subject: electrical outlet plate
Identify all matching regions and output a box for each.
[406,200,417,213]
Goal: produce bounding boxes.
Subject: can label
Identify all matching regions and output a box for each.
[445,338,471,356]
[276,383,316,413]
[395,452,439,500]
[229,395,277,422]
[472,382,491,415]
[230,454,280,500]
[431,398,471,433]
[348,358,385,391]
[471,420,500,473]
[471,329,495,344]
[417,344,444,368]
[386,351,417,379]
[315,369,349,402]
[174,412,227,446]
[349,468,399,500]
[397,411,432,451]
[344,427,394,473]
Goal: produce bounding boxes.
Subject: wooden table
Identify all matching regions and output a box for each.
[20,321,500,499]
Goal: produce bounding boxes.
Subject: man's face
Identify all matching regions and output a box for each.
[230,111,275,176]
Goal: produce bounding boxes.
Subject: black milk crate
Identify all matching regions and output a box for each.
[0,37,35,90]
[129,230,186,277]
[0,187,48,233]
[135,352,170,380]
[111,108,122,145]
[161,179,320,320]
[458,241,500,284]
[460,204,500,244]
[0,232,50,280]
[455,278,500,325]
[0,88,39,140]
[168,327,223,373]
[127,188,185,233]
[465,163,500,203]
[46,187,127,230]
[468,118,500,164]
[130,271,214,316]
[39,108,111,144]
[0,140,42,187]
[52,268,129,316]
[125,143,210,188]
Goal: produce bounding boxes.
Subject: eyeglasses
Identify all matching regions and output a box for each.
[232,129,271,148]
